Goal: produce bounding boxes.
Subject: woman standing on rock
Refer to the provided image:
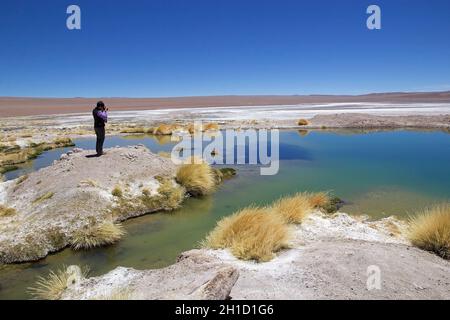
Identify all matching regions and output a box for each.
[93,101,108,156]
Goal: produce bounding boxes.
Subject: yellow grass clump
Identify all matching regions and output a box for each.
[53,137,75,146]
[271,192,315,224]
[203,123,220,131]
[408,204,450,259]
[32,192,54,204]
[307,191,330,209]
[0,205,17,217]
[298,119,309,126]
[139,178,185,211]
[70,221,126,250]
[176,158,216,197]
[187,124,196,134]
[120,127,147,134]
[155,178,185,210]
[153,124,176,135]
[28,265,89,300]
[111,185,123,197]
[15,174,28,185]
[203,206,291,262]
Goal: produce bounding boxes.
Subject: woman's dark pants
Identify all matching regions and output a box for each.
[94,126,105,155]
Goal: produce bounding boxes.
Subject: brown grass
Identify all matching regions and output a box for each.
[139,178,185,211]
[70,221,125,250]
[0,205,17,217]
[176,158,216,197]
[297,119,309,126]
[271,193,315,224]
[307,192,330,208]
[187,124,196,134]
[15,174,28,185]
[408,203,450,259]
[111,185,123,197]
[32,192,54,204]
[53,137,75,146]
[153,124,175,135]
[120,127,147,134]
[28,265,89,300]
[203,123,220,131]
[154,178,185,210]
[203,206,290,262]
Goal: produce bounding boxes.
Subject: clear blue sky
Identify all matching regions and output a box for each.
[1,0,450,97]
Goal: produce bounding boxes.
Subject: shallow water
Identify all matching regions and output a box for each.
[1,129,449,299]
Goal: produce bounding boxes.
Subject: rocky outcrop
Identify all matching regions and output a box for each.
[0,146,178,263]
[61,250,239,300]
[59,212,450,300]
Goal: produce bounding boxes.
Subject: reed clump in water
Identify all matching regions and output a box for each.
[408,203,450,259]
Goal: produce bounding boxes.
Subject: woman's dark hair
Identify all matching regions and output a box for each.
[96,101,105,109]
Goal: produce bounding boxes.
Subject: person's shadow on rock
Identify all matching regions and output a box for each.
[85,154,99,158]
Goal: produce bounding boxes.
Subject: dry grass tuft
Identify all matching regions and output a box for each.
[53,137,75,146]
[155,179,185,210]
[0,205,17,217]
[298,119,309,126]
[203,123,220,131]
[153,124,175,135]
[307,192,330,208]
[203,206,291,262]
[28,265,89,300]
[0,138,74,174]
[408,203,450,259]
[111,185,123,197]
[187,124,196,134]
[271,193,315,224]
[15,174,28,185]
[32,192,54,204]
[139,178,185,211]
[176,158,216,197]
[120,127,147,134]
[70,221,126,250]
